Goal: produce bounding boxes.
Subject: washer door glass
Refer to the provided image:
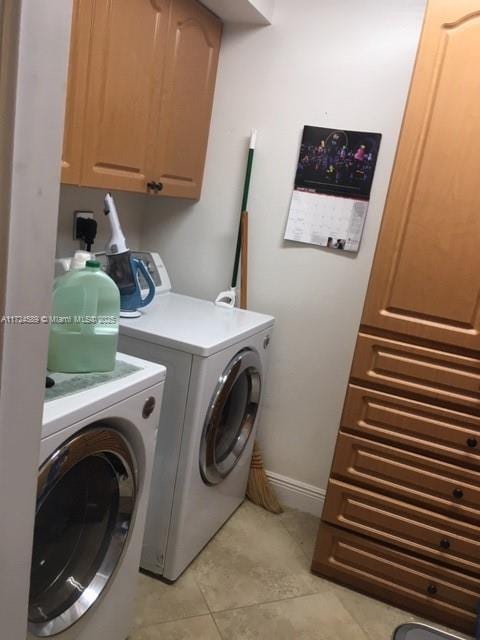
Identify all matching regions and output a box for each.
[200,348,261,485]
[28,427,136,637]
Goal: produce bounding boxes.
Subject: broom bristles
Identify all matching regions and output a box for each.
[246,441,283,514]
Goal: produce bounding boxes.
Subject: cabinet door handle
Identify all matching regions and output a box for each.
[427,583,437,596]
[467,437,478,448]
[452,487,464,499]
[439,538,450,549]
[146,181,164,194]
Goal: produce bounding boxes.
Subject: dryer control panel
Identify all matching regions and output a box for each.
[94,251,172,296]
[129,251,172,295]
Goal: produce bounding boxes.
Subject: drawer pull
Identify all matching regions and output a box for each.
[427,583,438,596]
[146,181,163,193]
[439,538,450,549]
[467,437,478,448]
[452,488,464,499]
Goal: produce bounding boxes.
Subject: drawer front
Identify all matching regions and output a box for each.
[332,432,480,523]
[312,524,480,634]
[342,384,480,466]
[351,333,480,410]
[322,480,480,574]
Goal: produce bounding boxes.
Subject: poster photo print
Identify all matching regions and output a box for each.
[284,125,382,253]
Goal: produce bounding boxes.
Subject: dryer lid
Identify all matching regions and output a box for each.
[119,292,274,357]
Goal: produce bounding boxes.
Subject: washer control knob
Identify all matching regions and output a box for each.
[142,396,156,419]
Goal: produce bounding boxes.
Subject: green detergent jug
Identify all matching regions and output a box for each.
[47,260,120,373]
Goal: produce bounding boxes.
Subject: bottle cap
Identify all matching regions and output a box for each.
[71,250,91,270]
[86,260,101,268]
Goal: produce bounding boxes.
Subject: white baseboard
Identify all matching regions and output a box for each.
[265,470,325,517]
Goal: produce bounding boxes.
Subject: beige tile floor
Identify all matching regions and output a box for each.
[131,501,471,640]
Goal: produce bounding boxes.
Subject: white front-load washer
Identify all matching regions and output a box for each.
[115,252,274,581]
[28,353,166,639]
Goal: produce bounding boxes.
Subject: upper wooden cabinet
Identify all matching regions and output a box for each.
[61,0,222,199]
[61,0,93,184]
[79,0,171,193]
[152,0,223,198]
[361,0,480,351]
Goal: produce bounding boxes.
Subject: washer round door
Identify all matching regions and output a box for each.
[28,427,136,637]
[200,348,262,486]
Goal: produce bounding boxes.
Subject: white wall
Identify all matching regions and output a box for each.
[0,1,72,636]
[140,0,427,512]
[56,185,147,258]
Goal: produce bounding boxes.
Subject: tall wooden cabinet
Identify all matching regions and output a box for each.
[61,0,222,199]
[312,1,480,634]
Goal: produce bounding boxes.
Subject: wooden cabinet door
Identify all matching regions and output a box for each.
[323,480,480,575]
[312,524,480,635]
[150,0,222,199]
[332,432,480,523]
[79,0,170,193]
[342,385,480,467]
[361,0,480,351]
[350,333,480,411]
[61,0,92,184]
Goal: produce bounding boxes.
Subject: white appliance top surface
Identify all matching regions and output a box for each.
[119,292,274,356]
[43,353,166,438]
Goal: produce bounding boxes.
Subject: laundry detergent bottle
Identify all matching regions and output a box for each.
[47,260,120,373]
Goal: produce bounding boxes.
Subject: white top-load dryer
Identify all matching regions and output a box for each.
[29,354,165,640]
[115,252,274,581]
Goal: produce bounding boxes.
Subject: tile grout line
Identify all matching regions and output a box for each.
[190,570,227,639]
[190,568,215,615]
[210,611,227,640]
[209,587,325,617]
[276,512,319,567]
[133,612,214,634]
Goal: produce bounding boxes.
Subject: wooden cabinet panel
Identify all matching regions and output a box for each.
[312,524,479,634]
[332,432,480,523]
[351,333,480,411]
[342,385,480,466]
[360,1,480,351]
[152,0,222,199]
[62,0,221,197]
[323,480,480,574]
[80,0,170,192]
[314,2,480,627]
[61,0,92,184]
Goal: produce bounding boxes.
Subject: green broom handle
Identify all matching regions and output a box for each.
[231,130,256,289]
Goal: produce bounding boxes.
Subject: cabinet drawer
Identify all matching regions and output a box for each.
[342,385,480,467]
[332,432,480,523]
[322,480,480,574]
[351,333,480,410]
[311,524,480,634]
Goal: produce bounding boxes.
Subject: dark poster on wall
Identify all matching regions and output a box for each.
[295,126,382,200]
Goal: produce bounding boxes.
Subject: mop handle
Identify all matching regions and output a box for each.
[231,130,256,289]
